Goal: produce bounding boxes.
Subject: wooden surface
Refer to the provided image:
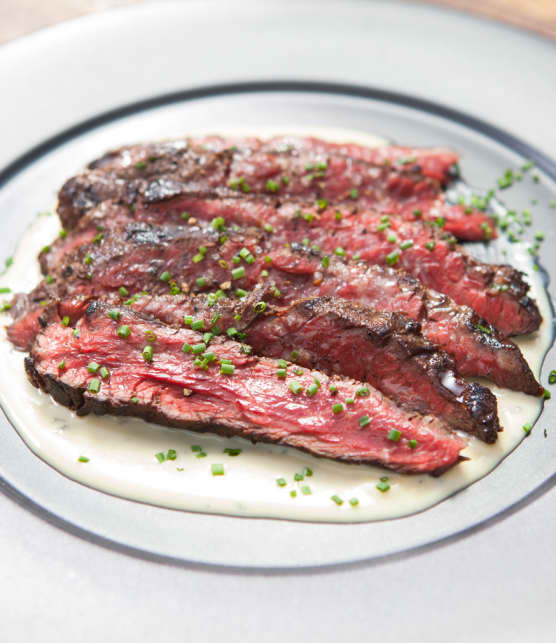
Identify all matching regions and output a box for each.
[1,0,556,44]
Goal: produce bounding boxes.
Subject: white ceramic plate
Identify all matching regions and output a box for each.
[0,1,554,571]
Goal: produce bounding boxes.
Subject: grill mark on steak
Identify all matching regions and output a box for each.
[113,290,500,442]
[58,137,494,241]
[25,302,467,474]
[13,202,540,396]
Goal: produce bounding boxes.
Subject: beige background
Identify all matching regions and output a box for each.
[1,0,556,45]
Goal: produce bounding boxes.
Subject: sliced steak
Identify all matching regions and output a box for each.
[190,134,460,184]
[25,302,467,474]
[59,137,494,240]
[134,196,538,336]
[117,291,500,442]
[13,202,540,396]
[48,195,539,336]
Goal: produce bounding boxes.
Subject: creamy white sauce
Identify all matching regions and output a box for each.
[0,128,551,523]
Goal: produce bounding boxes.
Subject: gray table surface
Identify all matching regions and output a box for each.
[1,2,555,640]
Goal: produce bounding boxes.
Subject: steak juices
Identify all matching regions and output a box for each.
[7,134,544,477]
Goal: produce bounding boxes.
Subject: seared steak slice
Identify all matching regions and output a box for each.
[59,137,494,240]
[25,302,467,474]
[133,196,539,336]
[48,195,538,336]
[13,203,540,395]
[189,134,460,184]
[117,291,500,442]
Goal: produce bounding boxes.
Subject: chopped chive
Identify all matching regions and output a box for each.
[317,199,328,210]
[356,387,370,398]
[119,286,129,297]
[425,241,435,251]
[522,423,532,434]
[387,429,402,442]
[231,266,245,280]
[413,209,422,218]
[191,342,207,354]
[0,286,11,293]
[131,396,139,404]
[329,383,338,394]
[88,378,100,393]
[376,479,390,493]
[400,240,414,250]
[61,316,70,327]
[223,448,242,456]
[377,222,390,232]
[235,288,247,298]
[193,253,204,263]
[290,490,297,498]
[87,361,100,373]
[108,309,120,321]
[294,472,304,481]
[142,345,153,363]
[387,233,397,243]
[548,370,556,385]
[289,381,303,395]
[332,403,344,414]
[306,382,319,397]
[345,397,354,405]
[277,368,287,379]
[276,477,287,487]
[45,275,54,284]
[331,495,343,506]
[335,211,342,221]
[155,452,165,463]
[349,188,359,199]
[59,229,67,238]
[191,319,205,331]
[211,216,226,230]
[264,255,273,264]
[211,463,225,476]
[359,415,371,427]
[159,271,171,282]
[78,456,89,463]
[266,179,279,193]
[264,223,274,233]
[290,350,299,361]
[117,325,131,338]
[182,343,192,354]
[41,245,51,254]
[543,389,551,400]
[196,451,207,458]
[166,449,177,461]
[408,439,418,449]
[58,360,66,371]
[349,497,359,507]
[385,250,399,266]
[301,485,311,495]
[220,363,235,375]
[334,247,346,257]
